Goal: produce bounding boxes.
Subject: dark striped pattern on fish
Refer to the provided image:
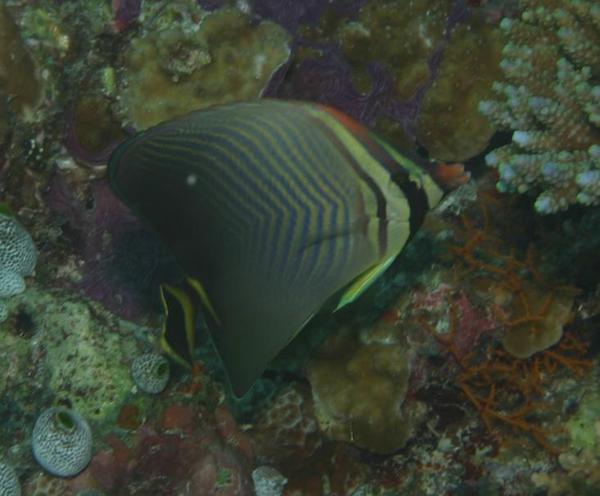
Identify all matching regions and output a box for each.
[108,100,444,396]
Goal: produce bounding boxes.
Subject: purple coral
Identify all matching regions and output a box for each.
[45,175,180,321]
[250,0,368,32]
[112,0,141,32]
[265,1,470,142]
[197,0,368,31]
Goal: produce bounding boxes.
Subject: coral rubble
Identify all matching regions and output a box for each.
[480,0,600,212]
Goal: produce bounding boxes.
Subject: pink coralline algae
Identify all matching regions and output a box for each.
[112,0,141,32]
[264,1,472,149]
[248,383,321,465]
[73,405,254,495]
[411,283,499,361]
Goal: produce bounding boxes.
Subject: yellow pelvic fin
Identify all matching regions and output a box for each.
[159,283,197,369]
[334,256,396,311]
[186,277,222,326]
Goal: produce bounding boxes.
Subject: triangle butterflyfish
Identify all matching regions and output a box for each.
[108,99,467,396]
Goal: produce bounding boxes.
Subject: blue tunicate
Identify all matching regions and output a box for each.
[131,353,169,394]
[496,181,508,193]
[499,59,515,72]
[512,131,531,146]
[542,163,560,178]
[576,192,593,205]
[534,195,555,214]
[576,170,600,187]
[485,152,498,166]
[32,407,92,477]
[528,97,549,111]
[0,461,20,496]
[557,27,574,41]
[590,144,600,158]
[477,100,494,115]
[500,18,513,31]
[499,163,516,181]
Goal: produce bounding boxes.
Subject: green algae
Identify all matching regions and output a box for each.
[2,287,146,423]
[567,392,600,457]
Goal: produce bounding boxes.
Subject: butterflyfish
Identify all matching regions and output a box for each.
[108,99,468,396]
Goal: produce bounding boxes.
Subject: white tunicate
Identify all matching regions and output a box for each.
[0,214,37,322]
[0,461,20,496]
[131,353,169,394]
[32,407,92,477]
[0,271,25,299]
[252,466,287,496]
[0,215,37,277]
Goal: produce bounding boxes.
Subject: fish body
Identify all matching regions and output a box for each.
[108,99,455,396]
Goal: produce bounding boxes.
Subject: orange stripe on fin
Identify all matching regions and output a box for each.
[316,104,369,139]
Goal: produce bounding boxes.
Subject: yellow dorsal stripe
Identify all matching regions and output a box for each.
[306,106,410,225]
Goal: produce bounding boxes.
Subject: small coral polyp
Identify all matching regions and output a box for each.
[32,407,92,477]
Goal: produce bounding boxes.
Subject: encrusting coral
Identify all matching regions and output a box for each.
[307,324,423,454]
[479,0,600,213]
[119,1,291,129]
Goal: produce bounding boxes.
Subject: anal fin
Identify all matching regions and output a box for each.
[334,255,396,311]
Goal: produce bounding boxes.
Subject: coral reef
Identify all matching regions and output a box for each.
[118,1,291,129]
[479,0,600,213]
[131,353,169,394]
[0,1,599,495]
[0,461,20,496]
[0,214,37,322]
[32,407,92,477]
